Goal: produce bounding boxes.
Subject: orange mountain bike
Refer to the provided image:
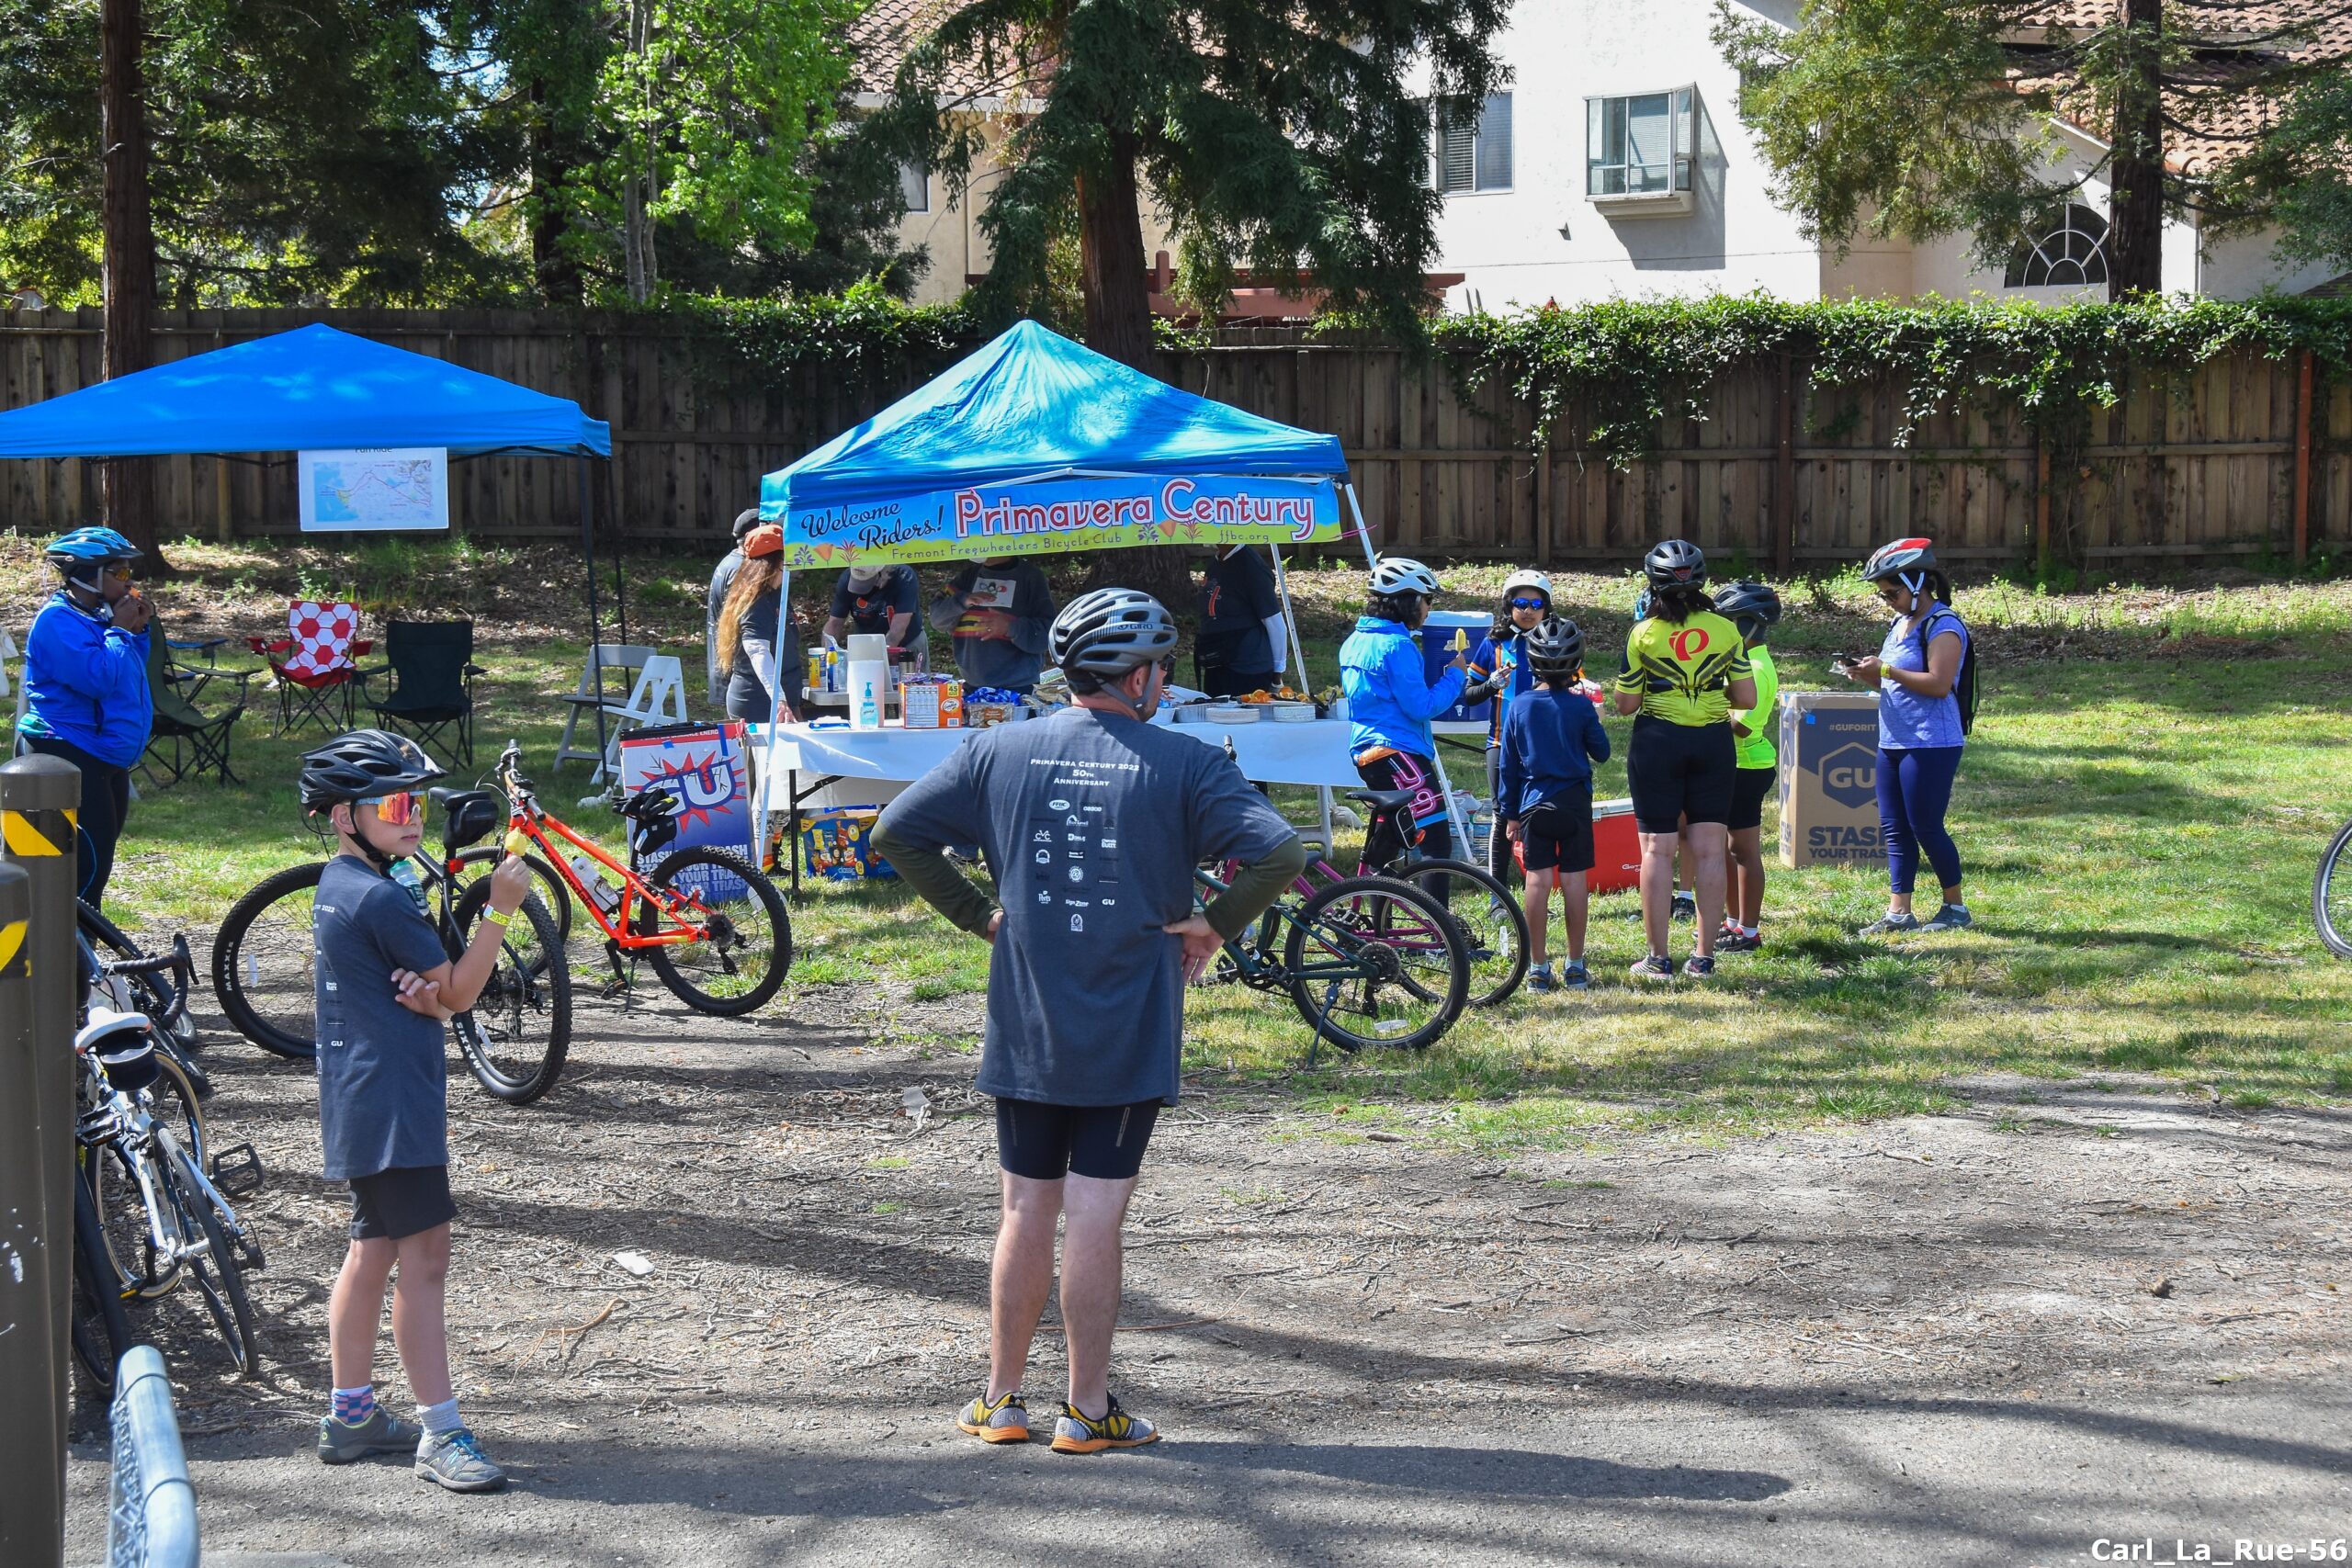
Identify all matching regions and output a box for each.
[494,739,791,1015]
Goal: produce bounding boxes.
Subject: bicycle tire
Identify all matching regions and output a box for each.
[1282,874,1469,1053]
[172,1147,260,1379]
[2315,818,2352,958]
[210,861,326,1060]
[1401,857,1531,1009]
[449,884,572,1105]
[80,899,196,1049]
[643,845,792,1015]
[448,845,576,945]
[87,1051,208,1302]
[71,1166,131,1392]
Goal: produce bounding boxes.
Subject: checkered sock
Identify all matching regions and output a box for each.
[330,1385,377,1424]
[418,1396,463,1435]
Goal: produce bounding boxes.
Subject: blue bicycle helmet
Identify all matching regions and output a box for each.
[45,526,141,586]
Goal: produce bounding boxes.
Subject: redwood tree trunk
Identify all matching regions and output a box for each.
[99,0,158,554]
[1075,132,1193,602]
[2106,0,2165,299]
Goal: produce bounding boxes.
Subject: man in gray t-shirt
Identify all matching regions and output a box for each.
[875,586,1305,1456]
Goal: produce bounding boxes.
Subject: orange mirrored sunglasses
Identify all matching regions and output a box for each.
[361,792,425,827]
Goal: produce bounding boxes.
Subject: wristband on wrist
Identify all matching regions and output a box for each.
[481,907,513,930]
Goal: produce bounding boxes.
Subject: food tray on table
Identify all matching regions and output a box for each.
[1261,701,1317,723]
[1204,703,1261,724]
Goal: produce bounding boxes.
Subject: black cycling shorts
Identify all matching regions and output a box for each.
[995,1098,1161,1181]
[1626,716,1737,833]
[1728,765,1777,832]
[1519,787,1595,874]
[349,1165,457,1242]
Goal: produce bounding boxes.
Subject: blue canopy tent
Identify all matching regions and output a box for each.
[0,323,628,747]
[751,319,1395,843]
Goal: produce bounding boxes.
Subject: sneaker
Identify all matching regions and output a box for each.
[1668,893,1697,922]
[1683,954,1717,978]
[1859,910,1922,936]
[1526,965,1557,995]
[1051,1394,1159,1454]
[415,1427,507,1493]
[1921,903,1974,932]
[1714,929,1760,954]
[1629,954,1676,983]
[1561,961,1589,989]
[317,1406,421,1465]
[956,1390,1032,1444]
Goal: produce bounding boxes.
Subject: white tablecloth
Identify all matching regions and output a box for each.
[753,714,1367,791]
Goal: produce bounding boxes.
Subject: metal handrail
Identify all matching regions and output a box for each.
[106,1347,198,1568]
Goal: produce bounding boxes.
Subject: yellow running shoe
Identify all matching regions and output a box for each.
[956,1390,1032,1444]
[1050,1395,1159,1454]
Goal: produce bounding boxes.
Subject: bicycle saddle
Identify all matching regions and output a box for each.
[78,1008,159,1092]
[435,788,505,853]
[618,787,683,860]
[1345,788,1420,815]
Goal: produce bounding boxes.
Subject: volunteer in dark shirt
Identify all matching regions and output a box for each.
[822,563,922,660]
[874,588,1306,1457]
[1193,543,1285,696]
[927,557,1055,694]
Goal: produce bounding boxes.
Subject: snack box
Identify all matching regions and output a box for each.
[900,676,964,730]
[797,807,897,882]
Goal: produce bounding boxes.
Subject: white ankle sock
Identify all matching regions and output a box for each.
[418,1396,462,1435]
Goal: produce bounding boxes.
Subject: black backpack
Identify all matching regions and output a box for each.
[1917,607,1978,736]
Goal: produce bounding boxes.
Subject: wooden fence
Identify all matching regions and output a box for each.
[4,308,2346,569]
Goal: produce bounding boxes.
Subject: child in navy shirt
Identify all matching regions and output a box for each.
[1498,617,1610,991]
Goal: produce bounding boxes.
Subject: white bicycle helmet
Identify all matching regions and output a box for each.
[1368,556,1442,599]
[1501,568,1553,603]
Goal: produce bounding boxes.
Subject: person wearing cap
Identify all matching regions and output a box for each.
[873,588,1306,1455]
[928,556,1056,694]
[716,525,808,726]
[1192,543,1286,697]
[1341,556,1470,874]
[1838,537,1973,935]
[20,525,153,907]
[822,561,922,663]
[706,507,763,702]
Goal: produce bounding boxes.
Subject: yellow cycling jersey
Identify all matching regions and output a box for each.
[1614,610,1753,727]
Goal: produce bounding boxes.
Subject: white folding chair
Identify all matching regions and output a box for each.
[554,644,653,771]
[589,655,688,784]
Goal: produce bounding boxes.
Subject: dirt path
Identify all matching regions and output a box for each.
[66,977,2352,1566]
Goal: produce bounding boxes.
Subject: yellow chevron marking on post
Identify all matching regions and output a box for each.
[0,918,26,976]
[3,807,70,857]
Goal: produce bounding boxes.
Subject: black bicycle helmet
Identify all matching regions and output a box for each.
[1049,588,1180,686]
[1713,580,1782,639]
[1522,615,1586,681]
[299,728,447,812]
[1861,537,1937,582]
[1643,538,1707,592]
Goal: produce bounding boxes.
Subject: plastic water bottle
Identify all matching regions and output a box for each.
[389,858,429,916]
[568,853,621,916]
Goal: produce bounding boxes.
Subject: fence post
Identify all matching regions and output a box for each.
[0,754,83,1568]
[2035,436,2054,578]
[2294,349,2315,568]
[1774,347,1796,575]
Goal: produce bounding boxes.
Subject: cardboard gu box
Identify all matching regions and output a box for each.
[1778,691,1883,870]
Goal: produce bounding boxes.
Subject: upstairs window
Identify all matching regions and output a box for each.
[1587,88,1695,197]
[1433,93,1512,194]
[2006,203,2109,287]
[899,159,930,214]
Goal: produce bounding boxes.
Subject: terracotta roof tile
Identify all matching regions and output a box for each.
[848,1,1047,102]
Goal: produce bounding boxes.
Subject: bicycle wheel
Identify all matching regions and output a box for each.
[448,884,572,1105]
[80,900,196,1050]
[1402,857,1531,1009]
[210,861,325,1060]
[448,845,576,945]
[2316,818,2352,958]
[170,1147,260,1379]
[1282,874,1469,1053]
[71,1166,131,1392]
[88,1054,207,1302]
[642,845,792,1015]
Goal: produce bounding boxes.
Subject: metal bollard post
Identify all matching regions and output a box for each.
[0,754,82,1568]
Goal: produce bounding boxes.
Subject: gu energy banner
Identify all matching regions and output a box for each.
[773,474,1341,569]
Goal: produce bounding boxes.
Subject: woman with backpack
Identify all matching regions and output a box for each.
[1837,537,1974,935]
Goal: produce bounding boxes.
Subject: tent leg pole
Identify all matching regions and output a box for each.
[752,570,792,864]
[1345,484,1378,572]
[581,455,606,763]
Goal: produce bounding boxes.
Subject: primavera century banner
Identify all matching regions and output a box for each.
[771,473,1341,569]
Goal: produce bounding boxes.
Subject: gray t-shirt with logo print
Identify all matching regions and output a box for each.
[876,706,1295,1107]
[312,853,452,1180]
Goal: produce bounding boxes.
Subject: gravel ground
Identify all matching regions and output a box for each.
[64,973,2352,1567]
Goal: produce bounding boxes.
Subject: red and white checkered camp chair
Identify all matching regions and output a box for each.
[247,599,373,736]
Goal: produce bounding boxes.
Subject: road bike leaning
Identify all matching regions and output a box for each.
[211,785,573,1103]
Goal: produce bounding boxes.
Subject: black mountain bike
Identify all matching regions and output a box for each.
[2315,818,2352,957]
[211,786,572,1104]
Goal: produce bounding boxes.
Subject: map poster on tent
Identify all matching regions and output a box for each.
[773,472,1340,570]
[297,446,450,532]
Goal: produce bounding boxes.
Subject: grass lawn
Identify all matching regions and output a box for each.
[6,534,2349,1145]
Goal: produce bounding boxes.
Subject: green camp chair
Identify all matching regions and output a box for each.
[140,616,254,787]
[365,620,482,767]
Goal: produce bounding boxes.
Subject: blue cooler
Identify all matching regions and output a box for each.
[1419,610,1495,735]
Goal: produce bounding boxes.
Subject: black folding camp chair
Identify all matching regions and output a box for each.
[366,620,482,767]
[140,616,253,787]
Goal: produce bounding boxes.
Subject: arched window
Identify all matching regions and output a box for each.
[2006,204,2110,288]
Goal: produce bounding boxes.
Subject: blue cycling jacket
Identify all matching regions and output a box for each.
[1340,615,1465,761]
[19,591,151,766]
